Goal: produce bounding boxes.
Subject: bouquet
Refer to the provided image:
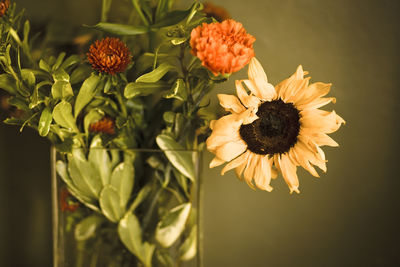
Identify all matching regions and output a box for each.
[0,0,344,266]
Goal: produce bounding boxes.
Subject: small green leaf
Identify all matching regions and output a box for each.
[155,203,191,247]
[52,52,66,71]
[84,109,104,135]
[60,55,82,70]
[39,59,51,72]
[38,107,52,137]
[75,215,103,241]
[70,65,92,84]
[52,68,70,82]
[91,22,148,35]
[0,74,17,94]
[118,213,155,266]
[88,136,111,186]
[111,161,134,209]
[164,79,187,101]
[7,97,29,111]
[124,81,170,98]
[179,225,197,261]
[21,69,36,89]
[52,81,74,99]
[74,74,101,118]
[68,149,103,199]
[127,184,152,213]
[171,37,187,45]
[99,185,123,223]
[156,134,196,181]
[135,63,175,83]
[53,101,79,132]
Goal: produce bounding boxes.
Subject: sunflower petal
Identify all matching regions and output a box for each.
[278,153,300,194]
[209,157,226,168]
[235,80,260,108]
[217,94,246,114]
[253,155,273,192]
[246,58,276,101]
[221,151,248,175]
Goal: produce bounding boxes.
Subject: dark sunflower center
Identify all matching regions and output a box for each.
[239,99,301,155]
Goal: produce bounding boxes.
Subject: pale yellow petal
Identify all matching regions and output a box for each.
[217,94,246,114]
[234,151,251,180]
[291,143,320,177]
[209,157,226,168]
[278,153,300,194]
[214,139,247,162]
[300,109,345,134]
[235,80,260,109]
[297,97,336,110]
[276,66,305,102]
[253,155,273,192]
[221,151,248,175]
[246,58,277,101]
[307,132,339,147]
[295,82,332,106]
[243,153,259,190]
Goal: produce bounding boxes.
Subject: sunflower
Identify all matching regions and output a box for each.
[206,58,345,193]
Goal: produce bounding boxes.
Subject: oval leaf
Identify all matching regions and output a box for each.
[135,63,175,83]
[38,107,52,137]
[111,162,134,209]
[156,203,191,247]
[53,101,78,132]
[91,22,148,35]
[88,136,111,186]
[118,213,155,266]
[179,225,197,261]
[74,74,101,118]
[99,185,123,223]
[124,81,170,98]
[75,215,103,241]
[156,134,195,181]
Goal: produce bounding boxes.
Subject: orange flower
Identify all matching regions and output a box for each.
[89,117,116,135]
[0,0,10,17]
[202,2,230,22]
[87,37,131,75]
[190,19,255,76]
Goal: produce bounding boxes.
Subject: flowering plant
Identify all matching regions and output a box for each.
[0,0,344,266]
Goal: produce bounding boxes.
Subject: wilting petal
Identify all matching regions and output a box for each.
[278,153,300,194]
[300,109,345,134]
[307,132,339,147]
[234,151,251,180]
[243,153,259,189]
[246,58,277,100]
[217,94,246,114]
[209,157,226,168]
[221,150,248,175]
[215,139,247,162]
[297,97,336,110]
[253,155,274,192]
[295,82,332,106]
[235,80,260,108]
[277,65,305,102]
[292,142,320,177]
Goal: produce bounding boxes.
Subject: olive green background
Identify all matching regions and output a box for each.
[1,0,399,266]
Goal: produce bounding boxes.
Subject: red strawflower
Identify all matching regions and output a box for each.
[87,37,131,75]
[89,117,116,135]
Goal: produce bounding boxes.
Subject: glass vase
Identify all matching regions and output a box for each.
[50,147,203,267]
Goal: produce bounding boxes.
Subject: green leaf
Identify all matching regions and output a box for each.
[164,79,187,101]
[127,184,152,213]
[88,135,111,186]
[70,65,92,84]
[60,55,82,70]
[38,107,52,137]
[84,109,104,135]
[101,0,113,22]
[124,81,170,98]
[118,213,155,266]
[75,215,103,241]
[171,37,188,45]
[21,69,36,89]
[7,97,29,111]
[111,161,134,209]
[135,63,175,83]
[152,10,190,28]
[53,101,79,132]
[51,81,73,99]
[74,74,101,118]
[156,134,196,181]
[0,73,17,94]
[131,0,149,26]
[91,22,148,35]
[68,149,103,199]
[179,225,197,261]
[39,59,51,72]
[155,203,191,247]
[99,185,123,223]
[56,160,99,210]
[52,52,66,71]
[52,68,70,82]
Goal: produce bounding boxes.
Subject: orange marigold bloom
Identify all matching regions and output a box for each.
[0,0,10,17]
[89,117,116,135]
[190,19,255,76]
[202,2,230,22]
[87,37,131,75]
